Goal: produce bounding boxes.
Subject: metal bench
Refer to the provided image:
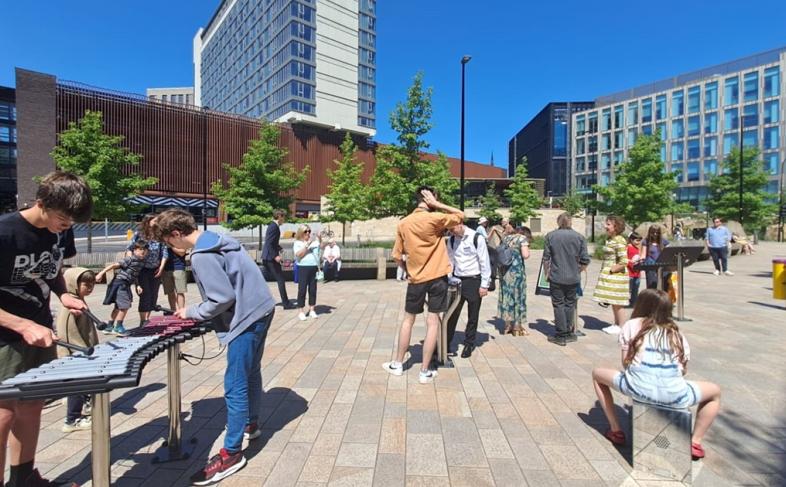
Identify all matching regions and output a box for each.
[632,400,692,483]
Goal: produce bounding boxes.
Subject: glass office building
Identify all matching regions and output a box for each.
[571,47,785,209]
[0,86,16,212]
[194,0,376,136]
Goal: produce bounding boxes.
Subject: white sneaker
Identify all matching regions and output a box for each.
[602,325,621,335]
[418,369,438,384]
[62,416,92,433]
[308,310,318,319]
[382,361,403,376]
[713,270,720,276]
[298,312,308,321]
[724,270,734,276]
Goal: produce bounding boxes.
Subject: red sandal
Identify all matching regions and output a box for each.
[605,429,626,446]
[691,442,705,459]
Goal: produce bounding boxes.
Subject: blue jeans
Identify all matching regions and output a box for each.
[708,246,728,272]
[224,312,273,453]
[629,277,640,308]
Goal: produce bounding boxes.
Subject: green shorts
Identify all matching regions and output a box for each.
[0,341,57,383]
[162,270,188,294]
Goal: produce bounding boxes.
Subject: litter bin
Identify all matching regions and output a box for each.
[774,258,786,300]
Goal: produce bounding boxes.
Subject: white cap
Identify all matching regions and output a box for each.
[478,217,488,224]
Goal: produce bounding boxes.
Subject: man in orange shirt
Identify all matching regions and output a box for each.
[383,187,464,383]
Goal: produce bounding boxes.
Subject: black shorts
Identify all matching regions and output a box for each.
[104,278,133,310]
[0,340,57,383]
[405,276,449,314]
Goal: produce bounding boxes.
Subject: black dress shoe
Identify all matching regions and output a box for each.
[574,329,586,337]
[460,344,475,358]
[547,336,567,346]
[565,334,578,342]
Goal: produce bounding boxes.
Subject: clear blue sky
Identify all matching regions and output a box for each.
[2,0,786,172]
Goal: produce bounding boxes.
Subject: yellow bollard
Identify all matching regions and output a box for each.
[774,258,786,300]
[126,229,133,241]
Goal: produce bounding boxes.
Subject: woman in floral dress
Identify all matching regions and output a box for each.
[592,215,629,335]
[498,224,531,336]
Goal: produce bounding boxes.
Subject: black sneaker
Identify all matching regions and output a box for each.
[565,334,578,343]
[574,329,586,337]
[190,448,247,485]
[547,335,567,346]
[22,469,78,486]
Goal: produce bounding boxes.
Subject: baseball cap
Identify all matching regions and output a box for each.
[478,217,488,224]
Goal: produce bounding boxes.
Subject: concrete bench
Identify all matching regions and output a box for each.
[632,401,692,483]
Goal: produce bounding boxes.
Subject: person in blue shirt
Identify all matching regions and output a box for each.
[705,217,734,276]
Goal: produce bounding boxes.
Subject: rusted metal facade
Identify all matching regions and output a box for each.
[52,79,506,213]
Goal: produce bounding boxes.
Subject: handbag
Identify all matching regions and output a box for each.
[316,269,324,282]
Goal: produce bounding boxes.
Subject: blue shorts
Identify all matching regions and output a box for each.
[612,371,702,409]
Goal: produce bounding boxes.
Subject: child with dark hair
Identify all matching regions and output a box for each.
[0,170,91,487]
[591,289,721,460]
[56,268,98,433]
[97,240,148,336]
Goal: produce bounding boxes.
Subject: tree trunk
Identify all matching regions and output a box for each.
[87,221,93,254]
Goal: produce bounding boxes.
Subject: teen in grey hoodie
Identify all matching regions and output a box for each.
[154,209,274,485]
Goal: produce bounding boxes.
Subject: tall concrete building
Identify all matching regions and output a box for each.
[571,47,785,209]
[146,87,195,105]
[194,0,376,136]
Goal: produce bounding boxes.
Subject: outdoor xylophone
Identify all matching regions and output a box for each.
[0,310,214,487]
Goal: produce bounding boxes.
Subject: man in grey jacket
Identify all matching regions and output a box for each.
[542,213,590,346]
[155,209,275,485]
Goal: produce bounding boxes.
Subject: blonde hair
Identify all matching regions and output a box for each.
[295,225,311,240]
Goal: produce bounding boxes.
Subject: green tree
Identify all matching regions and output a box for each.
[505,159,541,225]
[369,72,458,216]
[478,183,503,223]
[594,131,681,228]
[212,121,308,246]
[705,146,775,233]
[50,110,156,253]
[559,189,585,217]
[324,133,369,245]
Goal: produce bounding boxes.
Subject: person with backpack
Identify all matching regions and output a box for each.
[497,224,531,336]
[445,222,491,358]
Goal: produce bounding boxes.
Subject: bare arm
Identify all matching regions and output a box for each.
[421,190,464,218]
[0,307,55,347]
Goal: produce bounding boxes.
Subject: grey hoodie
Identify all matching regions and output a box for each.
[186,231,275,345]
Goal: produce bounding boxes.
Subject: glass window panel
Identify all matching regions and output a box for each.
[687,116,700,137]
[660,143,667,162]
[601,173,610,186]
[656,95,667,120]
[601,153,611,169]
[588,155,597,170]
[614,151,624,165]
[601,109,611,131]
[642,124,653,135]
[588,135,597,152]
[705,81,718,110]
[657,123,667,141]
[704,112,718,134]
[743,71,758,102]
[671,118,684,139]
[764,66,780,98]
[724,108,739,130]
[687,162,700,181]
[764,100,779,124]
[576,115,586,136]
[627,129,637,146]
[723,133,738,155]
[576,156,586,172]
[687,139,700,159]
[627,102,638,126]
[671,90,684,117]
[705,159,718,177]
[724,76,738,106]
[0,103,11,121]
[704,136,717,157]
[614,105,624,128]
[764,126,780,149]
[641,98,653,123]
[764,152,779,175]
[687,86,700,113]
[576,138,585,155]
[601,134,611,151]
[671,142,684,161]
[588,112,598,133]
[742,104,758,127]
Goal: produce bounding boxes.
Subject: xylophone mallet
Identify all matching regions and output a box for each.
[83,308,110,331]
[153,305,175,315]
[55,340,95,356]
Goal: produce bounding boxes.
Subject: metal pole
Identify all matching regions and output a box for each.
[676,252,686,321]
[738,114,744,225]
[459,57,470,211]
[779,159,786,242]
[104,218,109,242]
[153,342,195,462]
[91,393,111,487]
[203,107,209,230]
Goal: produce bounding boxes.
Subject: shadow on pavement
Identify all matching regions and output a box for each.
[577,401,632,465]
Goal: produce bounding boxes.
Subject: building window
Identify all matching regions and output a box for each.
[724,108,738,130]
[601,109,611,132]
[743,71,758,102]
[0,125,15,143]
[687,139,700,159]
[687,86,700,114]
[576,138,586,155]
[704,159,718,177]
[614,130,623,149]
[724,76,739,106]
[687,116,700,137]
[553,116,568,156]
[705,81,718,110]
[671,90,684,117]
[576,115,586,136]
[627,102,638,126]
[764,66,780,98]
[642,124,652,135]
[627,129,636,147]
[704,112,718,134]
[656,95,667,120]
[743,129,757,148]
[764,126,780,149]
[588,136,597,153]
[687,162,700,182]
[576,156,585,172]
[764,100,780,124]
[641,98,652,123]
[764,152,780,174]
[588,154,597,171]
[660,143,667,162]
[671,119,684,139]
[0,102,14,121]
[742,104,758,127]
[588,112,598,133]
[614,105,624,128]
[657,123,667,141]
[671,142,684,162]
[614,151,624,165]
[704,136,717,157]
[601,153,611,169]
[723,133,738,155]
[601,133,611,151]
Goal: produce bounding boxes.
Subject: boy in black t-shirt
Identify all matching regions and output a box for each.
[0,171,92,487]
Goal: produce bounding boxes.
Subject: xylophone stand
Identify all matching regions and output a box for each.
[436,283,462,369]
[153,343,197,463]
[91,392,111,487]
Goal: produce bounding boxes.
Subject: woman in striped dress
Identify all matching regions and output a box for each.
[593,215,629,334]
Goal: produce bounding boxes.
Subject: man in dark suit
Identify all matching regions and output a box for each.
[262,209,294,309]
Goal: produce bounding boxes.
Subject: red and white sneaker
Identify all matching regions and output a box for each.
[190,448,247,485]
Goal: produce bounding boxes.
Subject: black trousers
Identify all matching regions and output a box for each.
[66,394,89,423]
[550,282,577,337]
[263,260,290,304]
[446,277,482,348]
[297,266,318,308]
[324,260,339,281]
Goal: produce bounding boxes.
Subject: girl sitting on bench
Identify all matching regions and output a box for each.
[591,289,721,460]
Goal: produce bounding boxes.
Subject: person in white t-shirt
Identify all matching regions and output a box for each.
[322,239,341,282]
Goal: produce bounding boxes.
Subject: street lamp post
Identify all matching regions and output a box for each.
[459,55,471,211]
[738,114,744,225]
[202,106,209,230]
[779,158,786,242]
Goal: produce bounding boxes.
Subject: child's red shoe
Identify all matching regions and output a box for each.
[691,442,705,459]
[605,429,626,446]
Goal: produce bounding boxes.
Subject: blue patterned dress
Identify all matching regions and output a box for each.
[497,234,528,325]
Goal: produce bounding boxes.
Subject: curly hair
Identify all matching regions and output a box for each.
[606,215,626,236]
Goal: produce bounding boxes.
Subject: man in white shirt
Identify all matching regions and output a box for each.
[322,239,341,282]
[476,217,489,239]
[445,222,492,358]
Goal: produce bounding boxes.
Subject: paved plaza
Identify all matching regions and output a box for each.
[23,243,786,486]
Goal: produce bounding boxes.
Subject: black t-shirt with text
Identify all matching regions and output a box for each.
[0,212,75,343]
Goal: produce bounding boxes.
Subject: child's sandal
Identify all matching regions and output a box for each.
[691,442,705,459]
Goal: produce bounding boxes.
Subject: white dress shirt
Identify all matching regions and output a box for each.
[447,227,492,289]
